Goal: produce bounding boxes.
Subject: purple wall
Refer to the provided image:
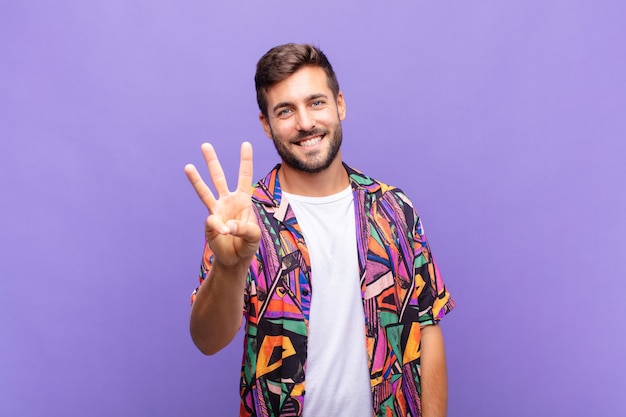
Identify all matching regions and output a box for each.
[2,1,624,416]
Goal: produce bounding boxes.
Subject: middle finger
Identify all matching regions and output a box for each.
[201,143,230,197]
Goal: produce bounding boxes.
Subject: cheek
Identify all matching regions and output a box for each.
[271,122,295,140]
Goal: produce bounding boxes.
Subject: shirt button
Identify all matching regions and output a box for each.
[302,289,309,296]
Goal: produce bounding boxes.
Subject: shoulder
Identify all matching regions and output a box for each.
[251,164,282,207]
[346,164,415,208]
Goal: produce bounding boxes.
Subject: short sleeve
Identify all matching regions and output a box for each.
[414,216,455,326]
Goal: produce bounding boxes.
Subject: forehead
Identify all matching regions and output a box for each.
[265,66,331,105]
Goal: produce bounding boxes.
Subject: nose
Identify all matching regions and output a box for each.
[296,109,316,131]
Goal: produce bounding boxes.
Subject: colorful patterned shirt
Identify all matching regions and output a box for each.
[192,164,455,417]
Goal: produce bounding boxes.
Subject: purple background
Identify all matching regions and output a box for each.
[1,1,625,416]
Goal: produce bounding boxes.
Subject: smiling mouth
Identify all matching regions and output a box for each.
[297,135,323,147]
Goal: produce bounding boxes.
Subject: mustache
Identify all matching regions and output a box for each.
[290,128,326,142]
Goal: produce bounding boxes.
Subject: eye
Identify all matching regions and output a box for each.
[311,100,324,107]
[276,108,293,118]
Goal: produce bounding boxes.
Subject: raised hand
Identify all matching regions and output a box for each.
[184,142,261,268]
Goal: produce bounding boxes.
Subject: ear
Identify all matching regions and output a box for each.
[259,112,273,139]
[336,91,346,121]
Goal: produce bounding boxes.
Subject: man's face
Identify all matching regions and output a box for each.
[260,66,346,174]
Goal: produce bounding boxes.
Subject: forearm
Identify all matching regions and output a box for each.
[190,260,249,355]
[420,324,448,417]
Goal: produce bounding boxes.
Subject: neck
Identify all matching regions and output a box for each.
[278,156,349,197]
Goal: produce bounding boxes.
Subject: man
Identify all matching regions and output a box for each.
[185,43,455,417]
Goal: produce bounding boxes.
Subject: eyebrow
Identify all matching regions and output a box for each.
[271,93,330,114]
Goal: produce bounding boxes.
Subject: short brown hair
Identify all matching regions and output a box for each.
[255,43,340,118]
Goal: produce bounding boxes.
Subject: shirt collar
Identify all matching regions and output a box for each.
[251,163,382,208]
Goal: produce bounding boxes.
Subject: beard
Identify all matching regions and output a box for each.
[270,122,343,174]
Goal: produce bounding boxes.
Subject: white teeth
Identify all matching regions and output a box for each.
[299,136,322,146]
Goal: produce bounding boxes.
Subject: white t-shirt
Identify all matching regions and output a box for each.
[283,186,372,417]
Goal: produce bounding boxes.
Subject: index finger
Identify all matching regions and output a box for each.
[236,141,254,194]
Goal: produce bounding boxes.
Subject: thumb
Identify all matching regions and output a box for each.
[225,219,261,243]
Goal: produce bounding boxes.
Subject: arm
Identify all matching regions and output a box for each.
[184,142,261,355]
[420,323,448,417]
[189,255,250,355]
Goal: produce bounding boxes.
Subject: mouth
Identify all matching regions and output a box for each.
[296,135,324,147]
